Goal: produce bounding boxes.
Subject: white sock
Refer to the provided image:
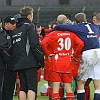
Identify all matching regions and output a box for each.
[95,90,100,94]
[77,90,85,93]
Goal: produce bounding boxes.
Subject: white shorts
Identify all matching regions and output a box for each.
[77,48,100,81]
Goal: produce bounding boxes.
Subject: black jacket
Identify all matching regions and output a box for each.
[0,29,11,70]
[12,18,44,70]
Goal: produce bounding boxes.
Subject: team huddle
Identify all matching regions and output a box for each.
[0,5,100,100]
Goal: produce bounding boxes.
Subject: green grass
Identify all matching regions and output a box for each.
[13,80,94,100]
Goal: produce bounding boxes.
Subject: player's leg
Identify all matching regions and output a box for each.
[51,71,61,100]
[2,70,16,100]
[52,82,60,100]
[77,80,86,100]
[18,70,27,100]
[63,73,74,100]
[84,78,92,100]
[93,80,100,100]
[44,68,53,99]
[26,68,37,100]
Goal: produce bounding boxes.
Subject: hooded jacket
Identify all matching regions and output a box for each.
[0,29,11,70]
[12,18,44,70]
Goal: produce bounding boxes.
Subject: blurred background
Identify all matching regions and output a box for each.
[0,0,100,28]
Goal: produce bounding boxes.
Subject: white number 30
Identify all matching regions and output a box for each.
[57,38,71,51]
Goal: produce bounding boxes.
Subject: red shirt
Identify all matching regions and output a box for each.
[41,30,84,73]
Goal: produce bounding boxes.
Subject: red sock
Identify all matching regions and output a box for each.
[52,93,60,100]
[84,86,90,100]
[59,87,64,98]
[17,84,20,98]
[48,87,53,98]
[66,93,74,100]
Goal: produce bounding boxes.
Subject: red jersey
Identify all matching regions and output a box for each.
[45,29,52,35]
[41,30,84,73]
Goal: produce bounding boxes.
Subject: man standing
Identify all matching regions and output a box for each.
[0,15,16,100]
[53,12,100,100]
[12,6,44,100]
[41,14,84,100]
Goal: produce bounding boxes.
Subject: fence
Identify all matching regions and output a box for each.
[0,6,100,28]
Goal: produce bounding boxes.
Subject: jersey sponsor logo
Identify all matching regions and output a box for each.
[13,38,21,44]
[87,35,98,38]
[12,32,22,38]
[57,32,70,36]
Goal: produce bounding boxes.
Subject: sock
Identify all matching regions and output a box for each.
[84,86,90,100]
[66,93,74,100]
[77,90,85,100]
[59,87,64,98]
[17,83,20,98]
[48,87,53,98]
[52,93,60,100]
[94,90,100,100]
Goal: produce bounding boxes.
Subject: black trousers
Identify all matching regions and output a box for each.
[0,70,5,100]
[2,70,16,100]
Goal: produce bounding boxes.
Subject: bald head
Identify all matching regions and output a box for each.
[57,14,67,24]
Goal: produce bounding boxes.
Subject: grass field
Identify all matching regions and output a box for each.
[13,80,94,100]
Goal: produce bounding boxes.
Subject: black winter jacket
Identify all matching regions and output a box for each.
[0,29,11,70]
[12,18,44,70]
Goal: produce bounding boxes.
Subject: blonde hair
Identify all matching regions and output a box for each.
[75,12,87,23]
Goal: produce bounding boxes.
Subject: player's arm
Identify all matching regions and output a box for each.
[53,24,78,34]
[28,24,44,67]
[0,30,11,64]
[40,34,53,57]
[72,33,84,63]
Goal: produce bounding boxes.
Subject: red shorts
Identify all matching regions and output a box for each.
[51,70,72,83]
[37,69,42,82]
[44,69,52,81]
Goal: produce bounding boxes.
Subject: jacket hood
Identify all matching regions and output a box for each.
[16,18,31,28]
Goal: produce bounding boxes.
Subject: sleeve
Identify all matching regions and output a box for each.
[27,24,44,68]
[0,30,11,64]
[72,33,84,62]
[53,24,78,34]
[40,34,53,56]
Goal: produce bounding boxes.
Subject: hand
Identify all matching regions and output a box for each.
[48,54,55,61]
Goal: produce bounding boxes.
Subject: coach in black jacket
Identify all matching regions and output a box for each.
[12,6,44,100]
[0,16,16,100]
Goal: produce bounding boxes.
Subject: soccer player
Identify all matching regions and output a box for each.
[53,12,100,100]
[41,14,84,100]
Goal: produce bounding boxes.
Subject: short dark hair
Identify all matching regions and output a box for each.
[20,6,34,18]
[64,13,71,19]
